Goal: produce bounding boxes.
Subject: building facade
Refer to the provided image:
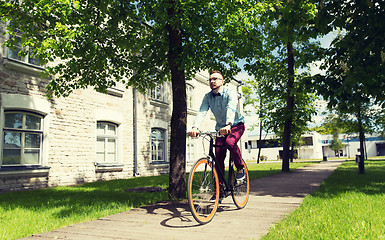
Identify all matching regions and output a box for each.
[0,21,243,192]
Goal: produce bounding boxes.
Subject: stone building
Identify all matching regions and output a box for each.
[0,21,243,192]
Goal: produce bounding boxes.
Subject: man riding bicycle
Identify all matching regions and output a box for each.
[188,70,245,201]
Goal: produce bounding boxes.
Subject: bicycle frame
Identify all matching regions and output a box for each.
[188,131,249,224]
[204,132,235,196]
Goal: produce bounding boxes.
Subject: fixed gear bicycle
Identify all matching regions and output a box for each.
[187,131,250,224]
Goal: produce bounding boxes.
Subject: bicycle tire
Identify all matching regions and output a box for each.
[231,159,249,209]
[187,158,220,224]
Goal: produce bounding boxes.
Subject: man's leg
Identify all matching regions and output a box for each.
[215,136,227,194]
[225,123,245,170]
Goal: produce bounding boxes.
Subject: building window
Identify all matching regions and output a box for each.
[106,79,125,97]
[257,139,281,148]
[151,128,166,163]
[301,137,313,146]
[186,84,194,109]
[150,83,166,102]
[245,140,252,150]
[96,122,118,163]
[2,111,43,166]
[6,28,41,66]
[186,139,195,162]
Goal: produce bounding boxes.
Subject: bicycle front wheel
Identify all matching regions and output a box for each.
[187,158,219,224]
[231,159,249,209]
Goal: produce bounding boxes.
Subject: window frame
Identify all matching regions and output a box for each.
[186,138,196,163]
[3,23,45,74]
[186,83,194,109]
[1,111,44,167]
[151,128,167,164]
[4,26,42,67]
[96,121,119,164]
[150,82,167,103]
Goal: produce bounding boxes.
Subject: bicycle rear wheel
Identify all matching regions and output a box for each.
[231,159,249,209]
[187,158,219,224]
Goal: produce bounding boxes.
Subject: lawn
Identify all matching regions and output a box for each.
[262,159,385,239]
[0,161,312,239]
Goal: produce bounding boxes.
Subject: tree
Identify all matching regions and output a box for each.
[313,0,385,173]
[0,0,243,198]
[310,113,346,135]
[318,0,385,104]
[236,0,322,172]
[329,133,344,157]
[242,82,269,164]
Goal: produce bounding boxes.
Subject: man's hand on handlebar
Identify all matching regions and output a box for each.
[188,127,199,137]
[189,126,231,137]
[219,125,231,136]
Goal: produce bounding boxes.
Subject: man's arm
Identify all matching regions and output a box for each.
[225,88,238,127]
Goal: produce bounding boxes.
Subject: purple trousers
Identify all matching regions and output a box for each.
[215,123,245,192]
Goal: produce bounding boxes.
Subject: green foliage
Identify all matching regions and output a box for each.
[315,1,385,108]
[232,1,327,171]
[310,113,345,134]
[1,0,149,96]
[312,1,385,141]
[259,155,267,161]
[240,0,322,147]
[329,133,344,152]
[0,0,244,97]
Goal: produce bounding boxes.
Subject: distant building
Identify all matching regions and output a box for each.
[243,131,385,161]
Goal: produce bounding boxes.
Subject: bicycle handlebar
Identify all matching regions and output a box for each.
[187,131,227,138]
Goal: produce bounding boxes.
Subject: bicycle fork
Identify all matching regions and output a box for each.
[200,156,216,193]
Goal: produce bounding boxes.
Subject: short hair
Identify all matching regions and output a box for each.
[209,70,223,78]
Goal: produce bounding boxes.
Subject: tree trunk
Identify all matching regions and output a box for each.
[167,2,187,199]
[290,142,294,162]
[282,41,295,172]
[357,107,365,174]
[257,110,262,164]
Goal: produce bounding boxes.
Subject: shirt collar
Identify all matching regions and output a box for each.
[211,87,224,97]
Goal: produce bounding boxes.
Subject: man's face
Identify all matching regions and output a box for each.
[208,72,224,90]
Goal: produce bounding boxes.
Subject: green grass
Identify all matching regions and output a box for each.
[262,160,385,240]
[247,161,314,180]
[0,175,169,240]
[0,161,314,240]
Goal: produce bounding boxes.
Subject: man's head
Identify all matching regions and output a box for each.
[208,70,224,92]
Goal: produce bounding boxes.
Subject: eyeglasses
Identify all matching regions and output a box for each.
[208,77,222,82]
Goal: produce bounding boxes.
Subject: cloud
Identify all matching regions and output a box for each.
[309,59,326,76]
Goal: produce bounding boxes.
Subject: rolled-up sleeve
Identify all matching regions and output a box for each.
[225,89,238,125]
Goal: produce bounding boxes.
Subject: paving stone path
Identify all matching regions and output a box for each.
[20,160,344,240]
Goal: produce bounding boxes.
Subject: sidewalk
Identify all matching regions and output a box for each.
[20,160,344,240]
